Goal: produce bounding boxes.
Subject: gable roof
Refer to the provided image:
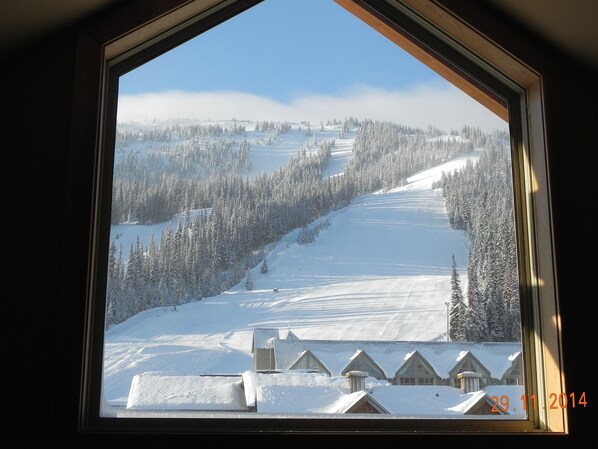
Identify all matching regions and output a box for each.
[281,328,299,340]
[330,390,390,414]
[254,381,508,416]
[271,338,522,379]
[369,385,502,416]
[124,370,515,416]
[288,349,331,376]
[341,349,386,379]
[448,350,491,377]
[501,351,523,379]
[395,350,441,378]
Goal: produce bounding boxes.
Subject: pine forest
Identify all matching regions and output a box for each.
[105,119,518,342]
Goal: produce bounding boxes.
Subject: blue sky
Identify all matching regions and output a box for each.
[117,0,506,131]
[119,0,442,99]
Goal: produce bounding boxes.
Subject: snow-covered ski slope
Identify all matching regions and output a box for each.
[103,140,479,405]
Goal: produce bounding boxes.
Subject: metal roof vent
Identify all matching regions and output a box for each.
[346,370,369,393]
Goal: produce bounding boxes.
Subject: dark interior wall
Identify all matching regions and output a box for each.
[3,0,593,446]
[5,29,78,446]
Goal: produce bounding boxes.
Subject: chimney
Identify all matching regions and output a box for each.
[457,371,482,393]
[346,370,368,393]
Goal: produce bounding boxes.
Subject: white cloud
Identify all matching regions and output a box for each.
[117,84,507,132]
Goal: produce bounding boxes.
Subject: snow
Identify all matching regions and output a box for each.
[252,328,281,350]
[247,126,350,178]
[322,134,354,178]
[370,385,486,415]
[126,373,246,411]
[125,370,520,416]
[110,122,351,260]
[103,139,496,414]
[270,339,521,380]
[242,371,352,410]
[110,209,210,260]
[256,385,342,414]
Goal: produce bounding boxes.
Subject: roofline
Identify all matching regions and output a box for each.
[271,338,522,346]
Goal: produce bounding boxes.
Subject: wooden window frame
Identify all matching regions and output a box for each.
[77,0,565,435]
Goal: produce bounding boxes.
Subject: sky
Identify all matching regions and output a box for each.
[103,126,482,407]
[116,0,507,131]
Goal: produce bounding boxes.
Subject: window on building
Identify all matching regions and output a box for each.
[79,0,565,435]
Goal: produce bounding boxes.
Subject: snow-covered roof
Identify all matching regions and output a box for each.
[253,377,500,416]
[281,328,299,340]
[252,328,281,350]
[508,351,522,362]
[126,372,246,411]
[256,385,349,413]
[271,339,522,379]
[242,370,349,409]
[124,370,519,416]
[370,385,490,416]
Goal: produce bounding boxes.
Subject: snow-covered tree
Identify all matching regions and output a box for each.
[486,287,507,341]
[245,269,253,291]
[260,259,268,275]
[464,266,488,342]
[435,138,520,341]
[106,120,506,327]
[449,254,466,341]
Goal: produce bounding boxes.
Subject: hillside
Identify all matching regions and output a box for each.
[103,150,478,406]
[109,120,355,260]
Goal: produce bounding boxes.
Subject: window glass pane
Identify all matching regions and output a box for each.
[102,0,524,420]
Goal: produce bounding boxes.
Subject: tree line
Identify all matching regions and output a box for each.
[435,132,521,342]
[106,119,479,327]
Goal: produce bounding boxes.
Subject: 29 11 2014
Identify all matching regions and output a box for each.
[490,392,587,413]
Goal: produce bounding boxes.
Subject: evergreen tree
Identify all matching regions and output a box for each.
[507,289,522,341]
[464,265,488,342]
[260,258,268,274]
[106,240,125,327]
[486,289,507,341]
[245,269,253,291]
[125,237,146,315]
[107,120,503,325]
[449,254,466,341]
[435,140,520,342]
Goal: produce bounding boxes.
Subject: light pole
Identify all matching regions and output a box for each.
[445,301,450,341]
